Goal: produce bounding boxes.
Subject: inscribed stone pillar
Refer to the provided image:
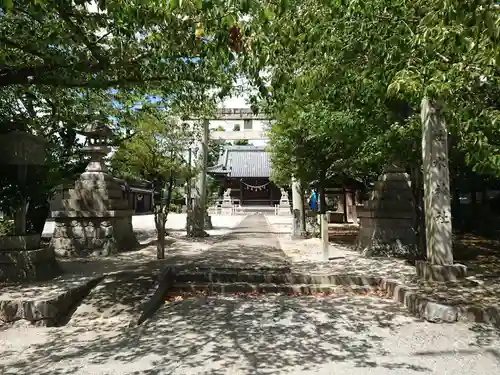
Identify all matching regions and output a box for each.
[189,121,211,237]
[417,98,466,281]
[345,191,355,223]
[291,178,302,236]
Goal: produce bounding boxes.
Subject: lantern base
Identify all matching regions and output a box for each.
[49,171,138,257]
[50,210,138,257]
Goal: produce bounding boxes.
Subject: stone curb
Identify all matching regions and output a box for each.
[0,275,104,326]
[378,278,500,327]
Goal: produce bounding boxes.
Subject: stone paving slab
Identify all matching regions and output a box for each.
[0,215,248,328]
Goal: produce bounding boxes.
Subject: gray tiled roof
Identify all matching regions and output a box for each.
[209,145,271,178]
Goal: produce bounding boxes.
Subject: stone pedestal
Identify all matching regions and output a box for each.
[277,188,291,215]
[50,172,138,257]
[356,165,417,258]
[415,261,467,281]
[420,98,466,280]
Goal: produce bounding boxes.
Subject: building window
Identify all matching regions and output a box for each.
[244,119,253,130]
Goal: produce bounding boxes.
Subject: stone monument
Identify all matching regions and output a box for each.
[277,188,291,215]
[0,131,60,281]
[416,98,466,281]
[221,188,233,215]
[50,122,138,257]
[356,164,417,258]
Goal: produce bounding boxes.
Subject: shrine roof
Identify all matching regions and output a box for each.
[208,145,271,178]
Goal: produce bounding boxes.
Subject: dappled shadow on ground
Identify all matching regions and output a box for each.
[190,238,288,270]
[0,297,454,375]
[453,233,500,277]
[60,272,157,326]
[325,224,500,278]
[176,214,290,270]
[2,295,500,374]
[56,229,238,278]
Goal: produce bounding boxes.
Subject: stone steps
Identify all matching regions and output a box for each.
[167,282,373,295]
[173,270,380,286]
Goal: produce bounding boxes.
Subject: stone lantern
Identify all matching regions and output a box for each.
[50,122,138,257]
[79,122,113,173]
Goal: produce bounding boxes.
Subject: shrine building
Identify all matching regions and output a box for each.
[208,145,282,206]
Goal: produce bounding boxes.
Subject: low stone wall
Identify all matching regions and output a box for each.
[0,247,61,282]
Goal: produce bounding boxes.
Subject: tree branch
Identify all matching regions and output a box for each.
[0,55,213,88]
[114,131,138,145]
[56,6,107,63]
[0,37,48,61]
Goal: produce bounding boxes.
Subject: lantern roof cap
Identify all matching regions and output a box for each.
[78,121,113,137]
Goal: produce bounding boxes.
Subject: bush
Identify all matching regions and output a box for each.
[0,218,14,236]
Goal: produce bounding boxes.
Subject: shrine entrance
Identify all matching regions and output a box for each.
[209,145,280,207]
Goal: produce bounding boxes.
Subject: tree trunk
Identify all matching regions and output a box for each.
[189,119,209,238]
[411,164,426,260]
[342,185,348,223]
[154,181,165,259]
[299,189,306,235]
[319,180,329,260]
[163,175,175,236]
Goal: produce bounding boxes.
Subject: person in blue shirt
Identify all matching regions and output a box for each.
[309,189,318,211]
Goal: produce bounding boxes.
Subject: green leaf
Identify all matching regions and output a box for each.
[169,0,179,10]
[263,8,275,21]
[2,0,13,10]
[222,14,236,27]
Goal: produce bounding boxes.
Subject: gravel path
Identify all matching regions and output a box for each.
[184,214,289,270]
[3,214,500,374]
[1,295,499,375]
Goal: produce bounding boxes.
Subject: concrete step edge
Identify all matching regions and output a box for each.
[167,283,374,294]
